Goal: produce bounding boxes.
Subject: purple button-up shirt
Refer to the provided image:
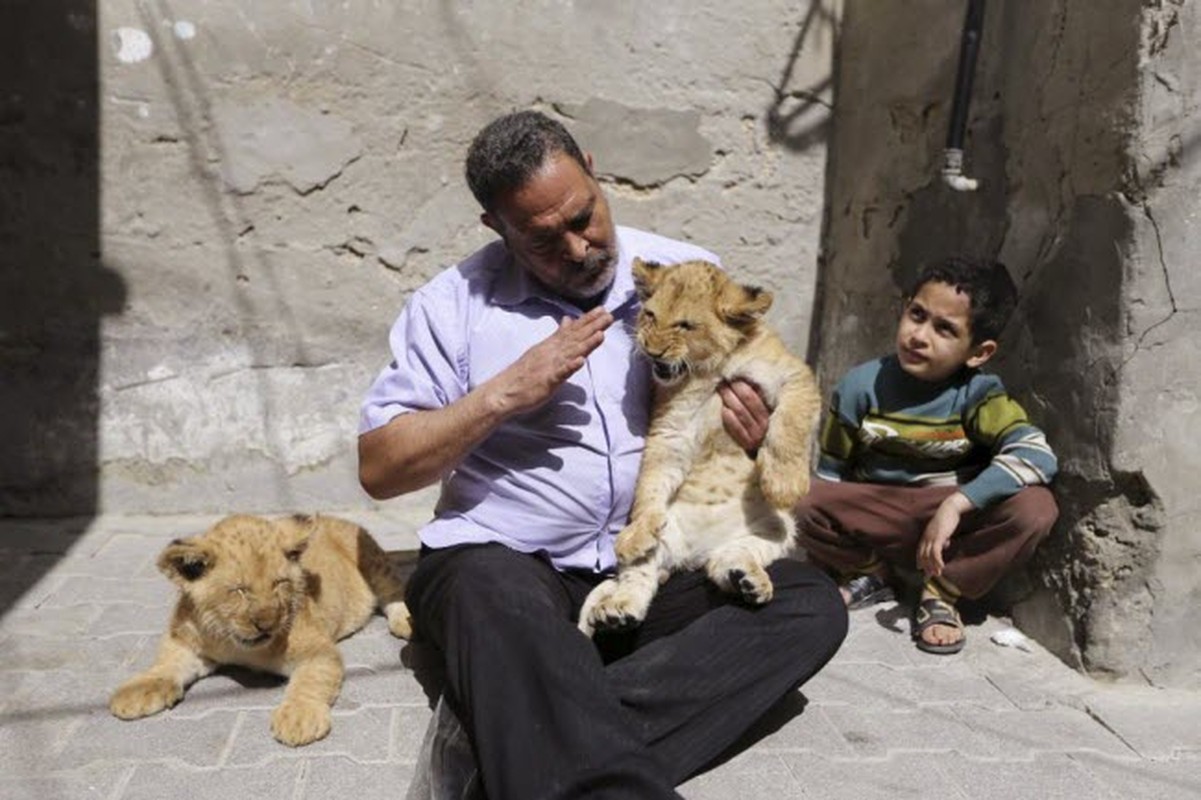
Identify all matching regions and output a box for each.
[360,226,719,572]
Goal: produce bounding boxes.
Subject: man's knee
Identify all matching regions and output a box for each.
[767,559,849,648]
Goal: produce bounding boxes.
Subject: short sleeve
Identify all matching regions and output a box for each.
[359,288,467,434]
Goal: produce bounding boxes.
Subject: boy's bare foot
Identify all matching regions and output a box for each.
[912,589,964,654]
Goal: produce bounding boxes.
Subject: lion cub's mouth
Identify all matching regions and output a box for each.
[651,359,685,384]
[238,632,273,647]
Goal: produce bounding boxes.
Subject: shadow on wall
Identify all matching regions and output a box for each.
[0,3,125,611]
[766,1,838,152]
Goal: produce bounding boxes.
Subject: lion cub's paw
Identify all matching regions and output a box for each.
[384,601,413,639]
[271,699,332,747]
[757,452,810,509]
[708,558,774,606]
[614,513,665,565]
[109,676,184,720]
[578,578,654,637]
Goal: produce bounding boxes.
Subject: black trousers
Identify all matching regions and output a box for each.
[405,542,848,800]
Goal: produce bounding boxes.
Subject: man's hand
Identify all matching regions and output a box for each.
[718,380,770,453]
[917,491,974,577]
[489,307,612,416]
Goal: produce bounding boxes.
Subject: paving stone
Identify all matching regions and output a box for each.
[301,756,415,799]
[679,752,801,799]
[0,709,87,776]
[1069,752,1201,800]
[1082,687,1201,760]
[338,663,428,709]
[42,576,176,608]
[2,632,149,673]
[55,532,161,577]
[139,668,286,720]
[392,704,436,763]
[820,704,981,758]
[776,751,968,799]
[737,703,855,757]
[225,705,394,766]
[833,604,923,666]
[89,603,174,637]
[0,763,133,800]
[0,604,102,639]
[803,661,1013,710]
[56,707,239,769]
[0,553,70,609]
[950,706,1136,759]
[5,667,129,720]
[940,753,1120,800]
[119,759,302,800]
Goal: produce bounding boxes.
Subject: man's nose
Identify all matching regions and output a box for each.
[563,232,589,263]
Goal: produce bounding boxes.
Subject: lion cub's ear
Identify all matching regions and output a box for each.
[718,281,774,329]
[274,516,312,563]
[632,257,665,301]
[158,539,216,585]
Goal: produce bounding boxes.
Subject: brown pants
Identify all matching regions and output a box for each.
[795,479,1058,600]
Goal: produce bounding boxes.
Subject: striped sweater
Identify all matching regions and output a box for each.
[816,355,1057,508]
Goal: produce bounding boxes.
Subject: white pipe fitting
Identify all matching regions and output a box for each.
[941,148,979,192]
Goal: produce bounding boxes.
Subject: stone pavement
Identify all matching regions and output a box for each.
[2,512,1200,800]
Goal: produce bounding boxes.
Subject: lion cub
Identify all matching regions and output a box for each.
[109,514,414,746]
[578,258,820,636]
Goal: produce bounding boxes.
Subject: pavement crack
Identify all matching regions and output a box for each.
[1083,703,1143,757]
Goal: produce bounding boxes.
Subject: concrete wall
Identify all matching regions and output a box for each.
[0,1,838,518]
[816,0,1200,688]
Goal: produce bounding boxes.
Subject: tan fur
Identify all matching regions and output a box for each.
[109,514,415,746]
[579,259,820,636]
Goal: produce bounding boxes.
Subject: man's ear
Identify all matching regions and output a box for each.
[157,539,215,585]
[719,282,774,328]
[966,339,998,369]
[632,258,664,301]
[481,211,501,236]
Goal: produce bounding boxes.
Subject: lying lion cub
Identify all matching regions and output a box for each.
[109,514,414,746]
[578,258,820,636]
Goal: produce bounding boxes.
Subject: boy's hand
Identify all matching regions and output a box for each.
[719,380,770,452]
[917,491,974,577]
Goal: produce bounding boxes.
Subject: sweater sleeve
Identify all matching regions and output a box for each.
[958,389,1058,508]
[815,374,865,481]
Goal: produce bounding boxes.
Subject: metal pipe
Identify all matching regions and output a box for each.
[942,0,986,192]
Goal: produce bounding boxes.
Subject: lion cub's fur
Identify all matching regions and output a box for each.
[109,514,414,746]
[578,259,820,636]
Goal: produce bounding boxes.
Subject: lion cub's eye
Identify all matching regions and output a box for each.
[273,578,290,587]
[231,586,248,598]
[674,320,696,331]
[642,309,656,322]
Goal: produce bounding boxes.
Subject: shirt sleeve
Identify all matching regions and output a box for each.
[358,286,467,434]
[815,377,862,481]
[958,389,1059,507]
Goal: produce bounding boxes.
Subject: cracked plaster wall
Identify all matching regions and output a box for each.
[817,0,1199,688]
[1,1,838,518]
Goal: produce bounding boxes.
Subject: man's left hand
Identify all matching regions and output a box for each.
[719,380,769,453]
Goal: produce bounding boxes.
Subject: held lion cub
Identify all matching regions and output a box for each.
[578,258,820,637]
[109,514,414,746]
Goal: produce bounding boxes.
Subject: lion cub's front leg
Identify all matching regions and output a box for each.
[614,509,667,565]
[271,645,344,747]
[110,634,213,720]
[756,366,820,509]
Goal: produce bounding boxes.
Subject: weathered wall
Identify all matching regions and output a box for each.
[0,1,838,518]
[817,0,1200,688]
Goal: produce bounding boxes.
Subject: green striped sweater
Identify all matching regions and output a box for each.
[816,355,1057,508]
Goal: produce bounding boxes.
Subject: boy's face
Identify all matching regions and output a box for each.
[895,280,996,382]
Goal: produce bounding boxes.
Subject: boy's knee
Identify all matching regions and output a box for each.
[1007,487,1060,538]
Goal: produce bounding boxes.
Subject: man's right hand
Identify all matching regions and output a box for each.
[486,306,613,416]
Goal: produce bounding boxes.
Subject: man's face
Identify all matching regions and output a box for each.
[895,280,995,382]
[483,152,618,302]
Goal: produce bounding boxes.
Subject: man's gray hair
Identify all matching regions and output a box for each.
[465,110,589,212]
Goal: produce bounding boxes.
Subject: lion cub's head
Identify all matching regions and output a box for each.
[157,515,312,649]
[632,258,773,386]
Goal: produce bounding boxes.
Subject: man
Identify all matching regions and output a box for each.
[359,110,846,799]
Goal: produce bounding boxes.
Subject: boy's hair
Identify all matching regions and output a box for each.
[907,257,1018,344]
[465,110,589,213]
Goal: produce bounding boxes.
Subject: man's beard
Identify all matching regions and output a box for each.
[562,247,617,299]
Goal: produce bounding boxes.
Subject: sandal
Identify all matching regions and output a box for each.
[841,573,895,610]
[912,597,965,655]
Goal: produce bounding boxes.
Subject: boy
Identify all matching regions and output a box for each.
[796,257,1058,654]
